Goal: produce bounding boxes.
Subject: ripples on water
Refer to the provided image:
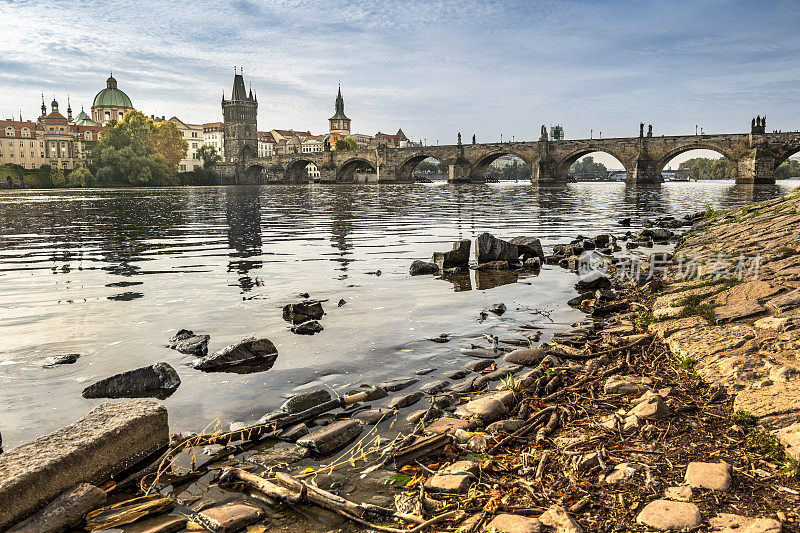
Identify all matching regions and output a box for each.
[0,181,791,447]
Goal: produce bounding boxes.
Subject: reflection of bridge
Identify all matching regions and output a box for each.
[238,127,800,185]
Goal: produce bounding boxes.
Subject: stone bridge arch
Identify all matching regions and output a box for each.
[397,152,446,182]
[554,147,631,179]
[337,157,376,182]
[243,164,266,184]
[284,158,316,183]
[469,149,533,181]
[652,142,740,177]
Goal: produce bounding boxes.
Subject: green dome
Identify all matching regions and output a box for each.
[93,87,132,108]
[93,75,132,108]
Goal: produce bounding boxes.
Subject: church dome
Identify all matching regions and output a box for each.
[92,74,133,109]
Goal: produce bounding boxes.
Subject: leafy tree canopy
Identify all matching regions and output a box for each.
[197,144,222,169]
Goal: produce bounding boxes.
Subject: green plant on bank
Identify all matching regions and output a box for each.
[384,473,412,487]
[726,410,800,478]
[704,205,724,219]
[499,373,525,394]
[464,453,487,462]
[679,294,717,325]
[728,409,756,428]
[674,351,697,372]
[635,309,655,331]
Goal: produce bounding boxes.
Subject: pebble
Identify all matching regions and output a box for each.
[406,408,443,424]
[708,513,782,532]
[379,378,419,392]
[444,369,470,380]
[628,395,669,420]
[486,419,526,434]
[352,409,393,425]
[280,389,331,413]
[636,500,701,531]
[486,513,543,533]
[247,443,310,468]
[664,486,693,501]
[540,504,584,533]
[415,367,436,375]
[465,359,494,371]
[195,502,264,533]
[425,417,476,435]
[453,397,508,422]
[504,348,545,365]
[604,374,653,395]
[685,461,733,491]
[296,419,362,455]
[419,379,450,395]
[423,474,473,494]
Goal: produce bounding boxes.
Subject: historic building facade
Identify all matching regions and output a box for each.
[222,70,258,164]
[328,85,351,149]
[91,74,133,125]
[203,122,225,159]
[169,117,203,171]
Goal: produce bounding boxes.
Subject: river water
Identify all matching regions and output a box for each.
[0,181,793,448]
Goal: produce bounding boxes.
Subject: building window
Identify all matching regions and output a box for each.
[180,164,186,171]
[192,142,197,148]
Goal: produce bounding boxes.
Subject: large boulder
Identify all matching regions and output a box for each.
[432,239,471,270]
[282,301,324,324]
[167,329,209,355]
[0,401,168,531]
[509,237,544,260]
[82,362,181,399]
[281,389,332,413]
[476,233,519,264]
[191,337,278,373]
[409,260,439,276]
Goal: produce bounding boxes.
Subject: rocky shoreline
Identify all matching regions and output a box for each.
[2,193,800,532]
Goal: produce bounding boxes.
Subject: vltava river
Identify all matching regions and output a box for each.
[0,181,792,447]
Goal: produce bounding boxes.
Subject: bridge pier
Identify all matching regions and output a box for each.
[626,155,663,184]
[531,158,566,184]
[736,147,776,184]
[448,158,473,183]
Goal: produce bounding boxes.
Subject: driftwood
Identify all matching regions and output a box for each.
[487,406,557,455]
[8,483,107,533]
[84,494,174,530]
[392,433,451,468]
[219,467,302,504]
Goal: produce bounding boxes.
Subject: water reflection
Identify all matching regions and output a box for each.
[225,186,263,292]
[475,269,520,290]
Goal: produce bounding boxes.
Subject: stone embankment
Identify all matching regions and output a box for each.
[3,193,800,532]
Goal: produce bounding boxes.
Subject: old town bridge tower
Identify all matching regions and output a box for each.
[222,68,258,165]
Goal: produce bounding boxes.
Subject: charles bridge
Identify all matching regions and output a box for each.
[231,124,800,186]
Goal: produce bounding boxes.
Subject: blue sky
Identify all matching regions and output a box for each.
[2,0,799,166]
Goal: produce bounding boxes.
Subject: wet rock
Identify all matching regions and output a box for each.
[708,513,782,532]
[486,513,543,533]
[353,409,393,425]
[123,514,188,533]
[0,400,168,531]
[433,394,458,410]
[509,236,545,260]
[454,397,507,423]
[540,504,584,533]
[409,260,439,276]
[685,461,732,490]
[461,347,499,359]
[296,419,362,455]
[337,298,346,307]
[247,443,310,467]
[281,389,332,413]
[489,303,507,315]
[191,337,278,373]
[472,260,509,270]
[450,377,477,393]
[524,257,542,269]
[282,301,324,324]
[594,234,616,248]
[425,417,476,435]
[604,375,653,395]
[82,362,181,399]
[42,353,80,367]
[444,369,469,380]
[388,391,424,409]
[291,320,324,335]
[406,408,443,424]
[167,329,209,355]
[575,272,611,292]
[420,380,450,395]
[619,218,631,226]
[346,383,388,401]
[476,232,519,264]
[504,348,545,366]
[636,500,702,531]
[428,333,451,343]
[465,359,494,372]
[432,239,471,270]
[279,422,309,441]
[7,482,107,533]
[486,419,526,434]
[195,502,264,533]
[379,377,418,392]
[664,486,692,501]
[415,367,436,375]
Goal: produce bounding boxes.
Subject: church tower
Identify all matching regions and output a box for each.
[328,84,351,136]
[222,68,258,164]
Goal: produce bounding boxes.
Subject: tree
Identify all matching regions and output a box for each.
[570,156,608,175]
[335,137,357,151]
[50,167,67,187]
[150,121,188,167]
[678,157,736,180]
[775,159,800,180]
[68,167,94,187]
[197,145,222,169]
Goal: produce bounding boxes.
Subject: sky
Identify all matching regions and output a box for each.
[2,0,800,168]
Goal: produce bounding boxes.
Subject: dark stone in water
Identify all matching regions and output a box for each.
[415,367,436,375]
[191,337,278,373]
[105,281,143,288]
[409,260,439,276]
[432,239,471,271]
[82,362,181,399]
[379,377,418,392]
[291,320,324,335]
[338,299,346,307]
[107,292,143,301]
[509,236,544,260]
[281,389,332,413]
[282,301,324,324]
[444,369,469,380]
[619,218,632,226]
[42,353,80,367]
[346,384,388,401]
[428,333,451,343]
[167,329,209,355]
[476,233,518,264]
[489,303,507,315]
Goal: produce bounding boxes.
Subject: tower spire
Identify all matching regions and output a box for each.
[41,93,46,117]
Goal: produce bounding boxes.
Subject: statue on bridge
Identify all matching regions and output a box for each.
[752,115,766,134]
[647,124,653,137]
[472,134,476,145]
[458,132,462,146]
[639,123,644,137]
[541,125,547,141]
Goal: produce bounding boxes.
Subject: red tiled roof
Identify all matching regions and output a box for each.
[1,119,38,139]
[203,122,223,130]
[43,112,68,124]
[257,131,275,142]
